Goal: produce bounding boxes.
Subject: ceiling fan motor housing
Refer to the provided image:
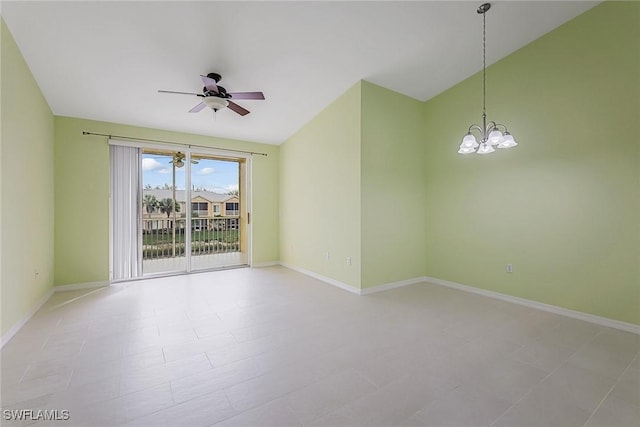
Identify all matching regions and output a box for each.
[206,73,222,83]
[203,85,229,98]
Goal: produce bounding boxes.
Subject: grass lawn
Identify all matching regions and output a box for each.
[143,229,239,245]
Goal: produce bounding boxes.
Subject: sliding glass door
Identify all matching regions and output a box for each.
[138,148,249,276]
[189,154,248,270]
[141,150,187,275]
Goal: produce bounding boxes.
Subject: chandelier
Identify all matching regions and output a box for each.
[458,3,518,155]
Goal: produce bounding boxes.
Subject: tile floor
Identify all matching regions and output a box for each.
[1,266,638,427]
[143,252,246,275]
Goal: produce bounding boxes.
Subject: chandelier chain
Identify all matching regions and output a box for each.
[482,9,486,116]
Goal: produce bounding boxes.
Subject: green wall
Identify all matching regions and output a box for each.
[361,81,426,288]
[280,82,362,289]
[54,117,280,286]
[1,19,55,336]
[280,81,425,290]
[423,1,640,324]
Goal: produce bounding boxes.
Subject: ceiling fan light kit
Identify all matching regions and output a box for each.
[158,72,264,117]
[202,97,229,112]
[458,3,518,155]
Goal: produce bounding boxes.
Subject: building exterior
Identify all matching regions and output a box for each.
[143,189,239,219]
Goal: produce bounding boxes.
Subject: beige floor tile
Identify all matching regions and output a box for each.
[410,385,512,426]
[67,357,122,389]
[510,339,577,371]
[212,397,303,427]
[20,359,74,383]
[118,363,170,396]
[493,382,592,427]
[59,376,121,406]
[283,369,377,423]
[1,266,638,427]
[108,382,174,424]
[170,357,261,403]
[310,370,456,427]
[569,343,636,380]
[584,395,640,427]
[459,356,549,404]
[223,358,325,412]
[533,317,603,350]
[125,389,236,427]
[1,373,71,407]
[610,367,640,407]
[531,361,616,412]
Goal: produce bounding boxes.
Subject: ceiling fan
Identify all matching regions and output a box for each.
[158,73,265,116]
[169,152,198,168]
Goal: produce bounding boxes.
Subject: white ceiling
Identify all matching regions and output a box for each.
[2,1,599,145]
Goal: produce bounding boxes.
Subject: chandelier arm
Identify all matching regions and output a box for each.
[491,123,509,132]
[468,124,484,135]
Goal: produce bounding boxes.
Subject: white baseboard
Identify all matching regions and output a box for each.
[1,287,54,349]
[251,261,281,268]
[277,263,639,334]
[279,262,361,295]
[54,281,109,292]
[360,277,427,295]
[425,276,640,335]
[278,262,425,296]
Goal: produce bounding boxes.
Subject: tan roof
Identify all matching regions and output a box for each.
[143,189,235,203]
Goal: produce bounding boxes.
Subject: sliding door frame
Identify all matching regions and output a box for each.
[108,138,252,282]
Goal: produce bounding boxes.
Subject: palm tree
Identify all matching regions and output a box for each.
[159,198,180,218]
[143,194,159,218]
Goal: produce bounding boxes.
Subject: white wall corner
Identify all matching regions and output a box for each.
[360,277,428,295]
[54,281,109,292]
[279,262,361,295]
[424,276,640,336]
[1,287,54,349]
[251,261,281,268]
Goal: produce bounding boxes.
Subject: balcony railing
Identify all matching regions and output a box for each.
[142,217,240,260]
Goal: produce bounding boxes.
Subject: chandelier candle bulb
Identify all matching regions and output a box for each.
[461,134,479,148]
[488,129,504,145]
[498,133,518,148]
[476,144,495,154]
[457,3,518,155]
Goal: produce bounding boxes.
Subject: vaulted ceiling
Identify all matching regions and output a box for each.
[2,1,599,144]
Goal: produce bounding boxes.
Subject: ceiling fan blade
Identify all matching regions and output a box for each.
[228,91,265,100]
[227,101,250,116]
[200,75,219,93]
[158,90,203,97]
[188,102,206,113]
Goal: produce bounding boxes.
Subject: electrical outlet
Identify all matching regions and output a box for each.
[326,251,330,261]
[34,269,40,279]
[506,264,513,273]
[346,257,352,266]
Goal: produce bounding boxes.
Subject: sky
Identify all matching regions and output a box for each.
[142,153,239,194]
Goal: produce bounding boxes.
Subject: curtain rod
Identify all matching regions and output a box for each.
[82,131,268,157]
